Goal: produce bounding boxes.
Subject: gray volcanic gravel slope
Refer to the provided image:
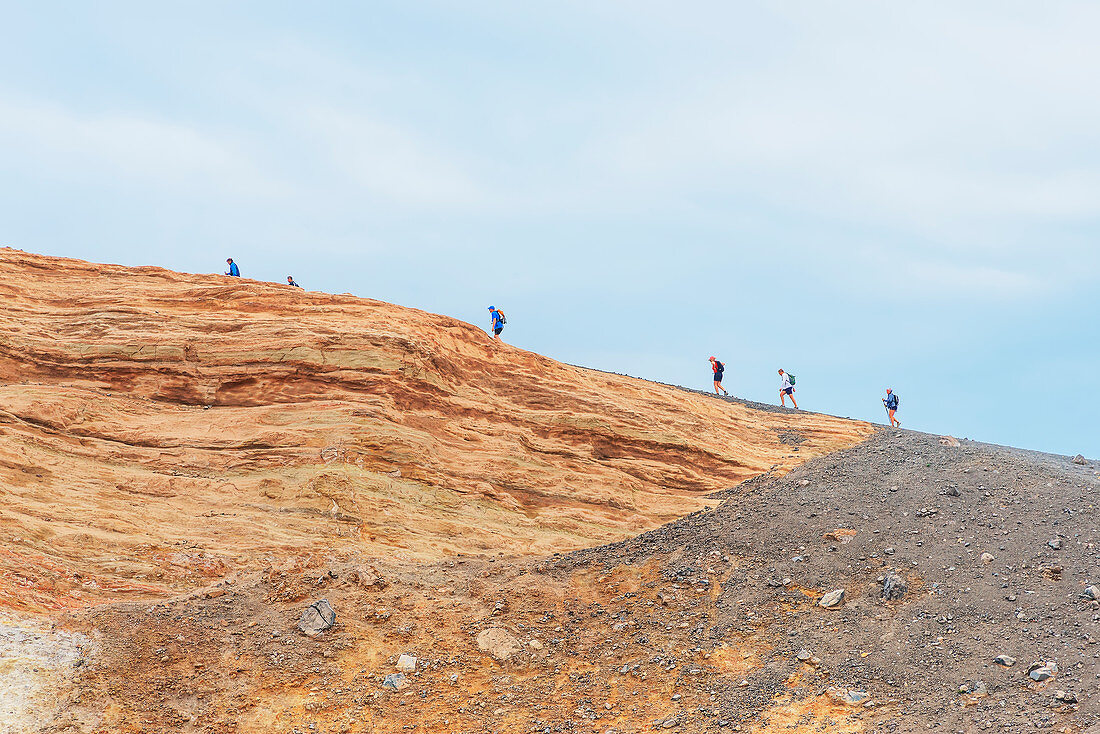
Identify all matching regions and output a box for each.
[565,429,1100,732]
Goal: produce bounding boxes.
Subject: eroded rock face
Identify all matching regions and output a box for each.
[0,249,873,608]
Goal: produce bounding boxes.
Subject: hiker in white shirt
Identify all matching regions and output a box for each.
[778,369,798,409]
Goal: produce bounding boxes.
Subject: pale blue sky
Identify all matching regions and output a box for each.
[2,2,1097,455]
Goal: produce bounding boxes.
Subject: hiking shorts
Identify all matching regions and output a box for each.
[713,373,723,383]
[493,326,503,335]
[783,387,793,395]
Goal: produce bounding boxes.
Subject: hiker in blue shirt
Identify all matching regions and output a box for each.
[883,388,900,427]
[487,306,505,341]
[225,258,240,277]
[287,276,301,288]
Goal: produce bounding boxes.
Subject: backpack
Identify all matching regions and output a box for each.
[787,373,796,385]
[714,361,724,372]
[497,310,506,325]
[893,394,899,408]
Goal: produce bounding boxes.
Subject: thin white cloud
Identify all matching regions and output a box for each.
[553,2,1100,251]
[303,108,489,208]
[890,260,1046,299]
[0,98,285,199]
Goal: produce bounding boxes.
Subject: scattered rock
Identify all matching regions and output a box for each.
[823,529,857,544]
[796,648,813,661]
[882,574,907,600]
[1072,454,1087,465]
[348,567,386,589]
[476,628,522,661]
[658,716,680,728]
[527,639,543,650]
[939,436,961,447]
[980,553,995,564]
[993,655,1016,667]
[959,680,989,704]
[1048,539,1062,550]
[1082,586,1100,601]
[829,687,869,705]
[1054,690,1078,704]
[381,673,408,691]
[396,653,417,672]
[818,589,845,608]
[1027,661,1058,682]
[883,547,895,556]
[297,599,335,637]
[945,486,961,497]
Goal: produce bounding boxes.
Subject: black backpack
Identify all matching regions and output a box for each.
[714,360,724,372]
[497,310,506,325]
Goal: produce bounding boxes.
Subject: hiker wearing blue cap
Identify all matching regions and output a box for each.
[487,306,506,340]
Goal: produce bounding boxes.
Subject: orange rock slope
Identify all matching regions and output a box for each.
[0,248,872,609]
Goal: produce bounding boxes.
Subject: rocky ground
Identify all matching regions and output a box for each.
[24,429,1097,734]
[2,250,1096,733]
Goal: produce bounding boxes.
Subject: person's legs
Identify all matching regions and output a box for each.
[782,388,797,409]
[890,409,899,427]
[713,380,721,394]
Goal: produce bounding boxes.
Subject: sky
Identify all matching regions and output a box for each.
[1,1,1097,456]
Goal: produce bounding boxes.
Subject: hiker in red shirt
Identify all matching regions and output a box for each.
[709,356,729,396]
